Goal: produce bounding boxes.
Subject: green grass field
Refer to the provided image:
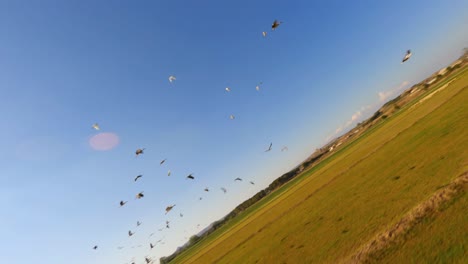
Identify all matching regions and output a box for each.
[170,66,468,264]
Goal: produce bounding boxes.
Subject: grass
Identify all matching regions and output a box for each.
[170,65,468,264]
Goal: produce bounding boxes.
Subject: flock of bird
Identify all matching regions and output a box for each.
[89,19,413,264]
[88,19,290,264]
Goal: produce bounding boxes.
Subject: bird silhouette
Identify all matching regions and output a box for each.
[160,159,166,165]
[250,181,255,185]
[165,204,176,214]
[119,200,127,207]
[402,49,412,63]
[134,175,143,182]
[169,75,176,83]
[265,143,272,152]
[93,245,98,250]
[234,177,243,181]
[92,123,100,130]
[221,187,227,193]
[135,148,145,156]
[136,192,144,199]
[128,230,134,237]
[186,174,195,180]
[271,19,282,30]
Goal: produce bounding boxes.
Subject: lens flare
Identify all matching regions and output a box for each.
[89,132,119,151]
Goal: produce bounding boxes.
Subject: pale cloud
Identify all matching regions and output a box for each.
[351,111,362,121]
[379,81,409,102]
[325,81,409,144]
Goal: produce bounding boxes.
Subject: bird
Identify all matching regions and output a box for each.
[93,245,98,250]
[265,142,272,152]
[160,159,166,165]
[145,257,152,264]
[199,197,203,200]
[136,192,144,199]
[225,87,231,92]
[186,174,195,180]
[256,82,263,91]
[204,187,209,192]
[92,123,100,130]
[180,213,184,217]
[150,243,155,249]
[271,19,282,30]
[281,146,288,152]
[250,181,255,185]
[149,233,154,237]
[117,246,124,250]
[119,200,127,207]
[134,174,143,182]
[221,187,227,193]
[234,177,242,181]
[402,50,412,63]
[135,148,145,156]
[262,31,267,37]
[128,230,134,237]
[136,221,142,227]
[165,204,176,214]
[230,115,235,120]
[169,75,176,83]
[168,170,171,176]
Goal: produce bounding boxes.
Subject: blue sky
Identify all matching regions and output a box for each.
[0,1,467,263]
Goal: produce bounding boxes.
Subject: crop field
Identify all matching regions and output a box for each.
[171,66,468,264]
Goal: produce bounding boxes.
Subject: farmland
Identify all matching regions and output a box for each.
[168,65,468,264]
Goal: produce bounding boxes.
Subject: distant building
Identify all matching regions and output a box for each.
[438,67,448,76]
[426,77,437,86]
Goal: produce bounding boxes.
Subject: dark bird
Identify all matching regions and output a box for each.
[120,200,127,207]
[165,204,176,214]
[204,187,209,192]
[199,197,203,200]
[135,148,145,156]
[160,159,166,165]
[93,245,98,250]
[134,174,143,182]
[221,187,227,193]
[145,257,152,264]
[402,49,412,63]
[136,192,144,199]
[136,221,142,226]
[180,213,184,217]
[265,142,272,152]
[150,243,155,249]
[186,174,195,180]
[271,19,282,30]
[234,177,243,181]
[250,181,255,185]
[128,230,134,237]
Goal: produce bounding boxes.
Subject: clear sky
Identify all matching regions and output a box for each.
[0,1,467,263]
